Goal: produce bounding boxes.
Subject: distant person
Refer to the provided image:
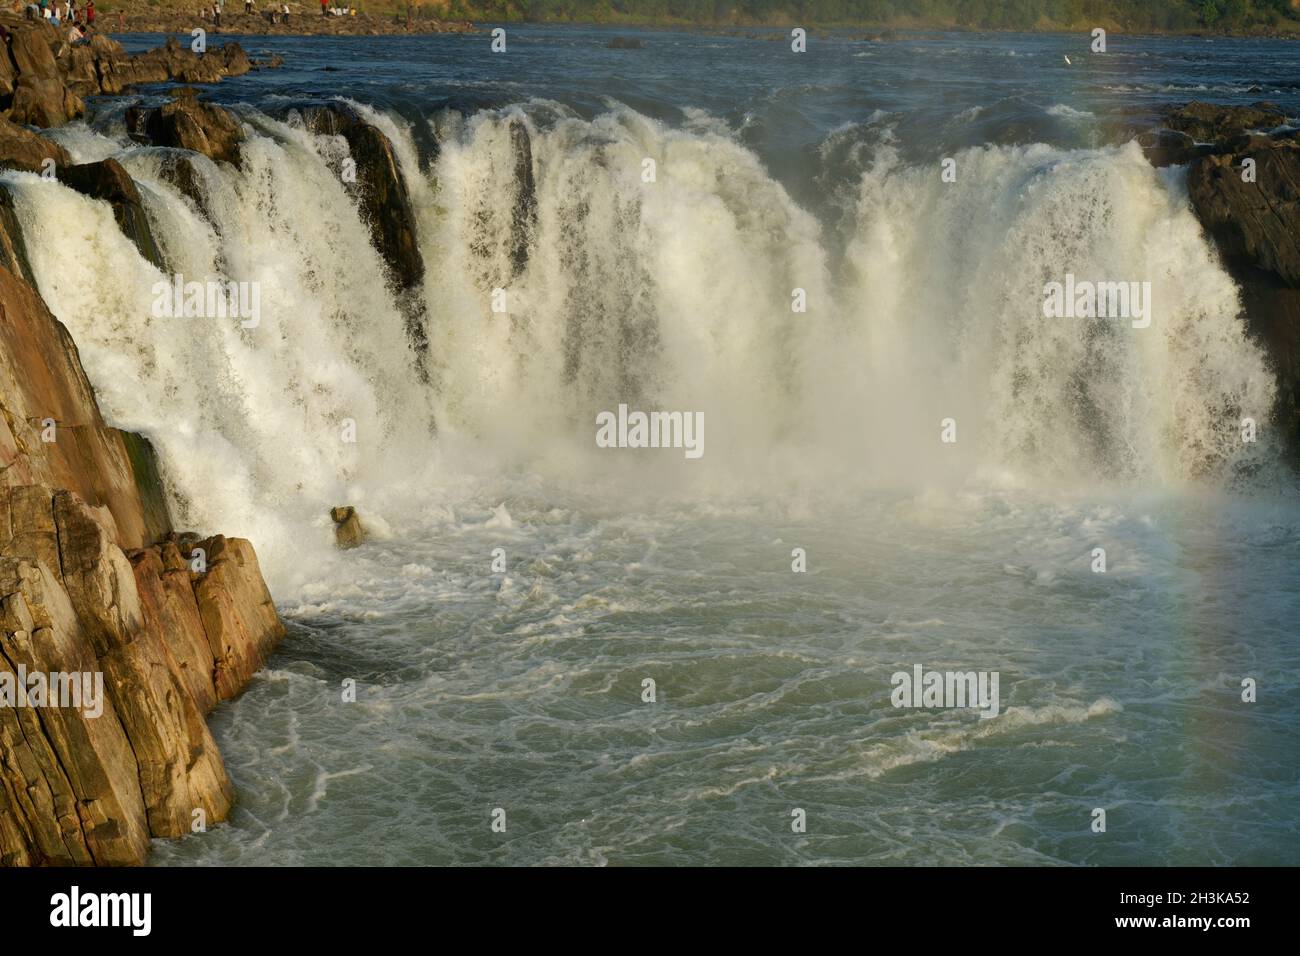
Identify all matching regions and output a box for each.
[281,2,288,21]
[320,0,326,14]
[213,1,221,26]
[85,0,93,24]
[245,0,252,11]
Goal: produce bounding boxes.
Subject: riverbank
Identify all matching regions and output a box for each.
[112,10,474,36]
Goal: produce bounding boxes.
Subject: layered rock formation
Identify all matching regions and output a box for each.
[1144,102,1300,457]
[0,261,285,867]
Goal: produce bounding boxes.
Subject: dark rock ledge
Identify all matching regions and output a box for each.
[1142,102,1300,458]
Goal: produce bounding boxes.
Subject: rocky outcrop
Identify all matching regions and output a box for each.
[0,115,69,173]
[0,260,285,866]
[509,118,537,280]
[1149,104,1300,457]
[60,159,165,269]
[126,90,245,166]
[1163,101,1286,145]
[0,15,270,131]
[1187,141,1300,286]
[299,102,424,294]
[98,36,254,94]
[5,18,85,127]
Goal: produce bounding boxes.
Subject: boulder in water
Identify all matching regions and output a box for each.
[0,115,69,173]
[509,118,537,279]
[298,102,424,293]
[331,506,365,549]
[1163,101,1286,145]
[59,159,165,268]
[125,93,245,166]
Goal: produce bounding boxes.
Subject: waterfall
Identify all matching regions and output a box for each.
[2,101,1278,593]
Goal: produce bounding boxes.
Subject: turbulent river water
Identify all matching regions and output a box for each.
[6,26,1300,864]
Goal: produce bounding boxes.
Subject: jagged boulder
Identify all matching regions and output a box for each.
[5,19,84,127]
[0,115,69,173]
[0,554,152,866]
[59,159,165,268]
[126,92,245,166]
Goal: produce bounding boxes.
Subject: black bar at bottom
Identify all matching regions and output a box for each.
[0,866,1277,942]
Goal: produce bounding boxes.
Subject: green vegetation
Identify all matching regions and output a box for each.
[433,0,1300,31]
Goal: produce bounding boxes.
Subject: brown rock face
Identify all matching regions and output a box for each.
[0,115,69,174]
[0,261,286,865]
[5,18,84,127]
[0,266,164,548]
[126,93,245,166]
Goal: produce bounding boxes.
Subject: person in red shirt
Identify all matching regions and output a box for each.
[85,0,93,23]
[320,0,326,13]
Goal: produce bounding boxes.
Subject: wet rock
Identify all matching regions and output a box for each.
[1181,132,1300,459]
[0,115,69,173]
[0,185,33,283]
[155,150,211,216]
[1163,101,1286,146]
[1188,142,1300,286]
[299,102,424,293]
[1138,128,1215,168]
[330,506,365,549]
[509,118,537,279]
[59,159,165,268]
[125,93,245,166]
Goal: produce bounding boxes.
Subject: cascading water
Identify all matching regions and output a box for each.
[3,100,1276,597]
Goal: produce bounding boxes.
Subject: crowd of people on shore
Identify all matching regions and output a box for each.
[192,2,358,26]
[20,0,95,34]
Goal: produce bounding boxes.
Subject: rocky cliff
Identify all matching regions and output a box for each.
[1145,102,1300,458]
[0,262,285,867]
[0,18,286,866]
